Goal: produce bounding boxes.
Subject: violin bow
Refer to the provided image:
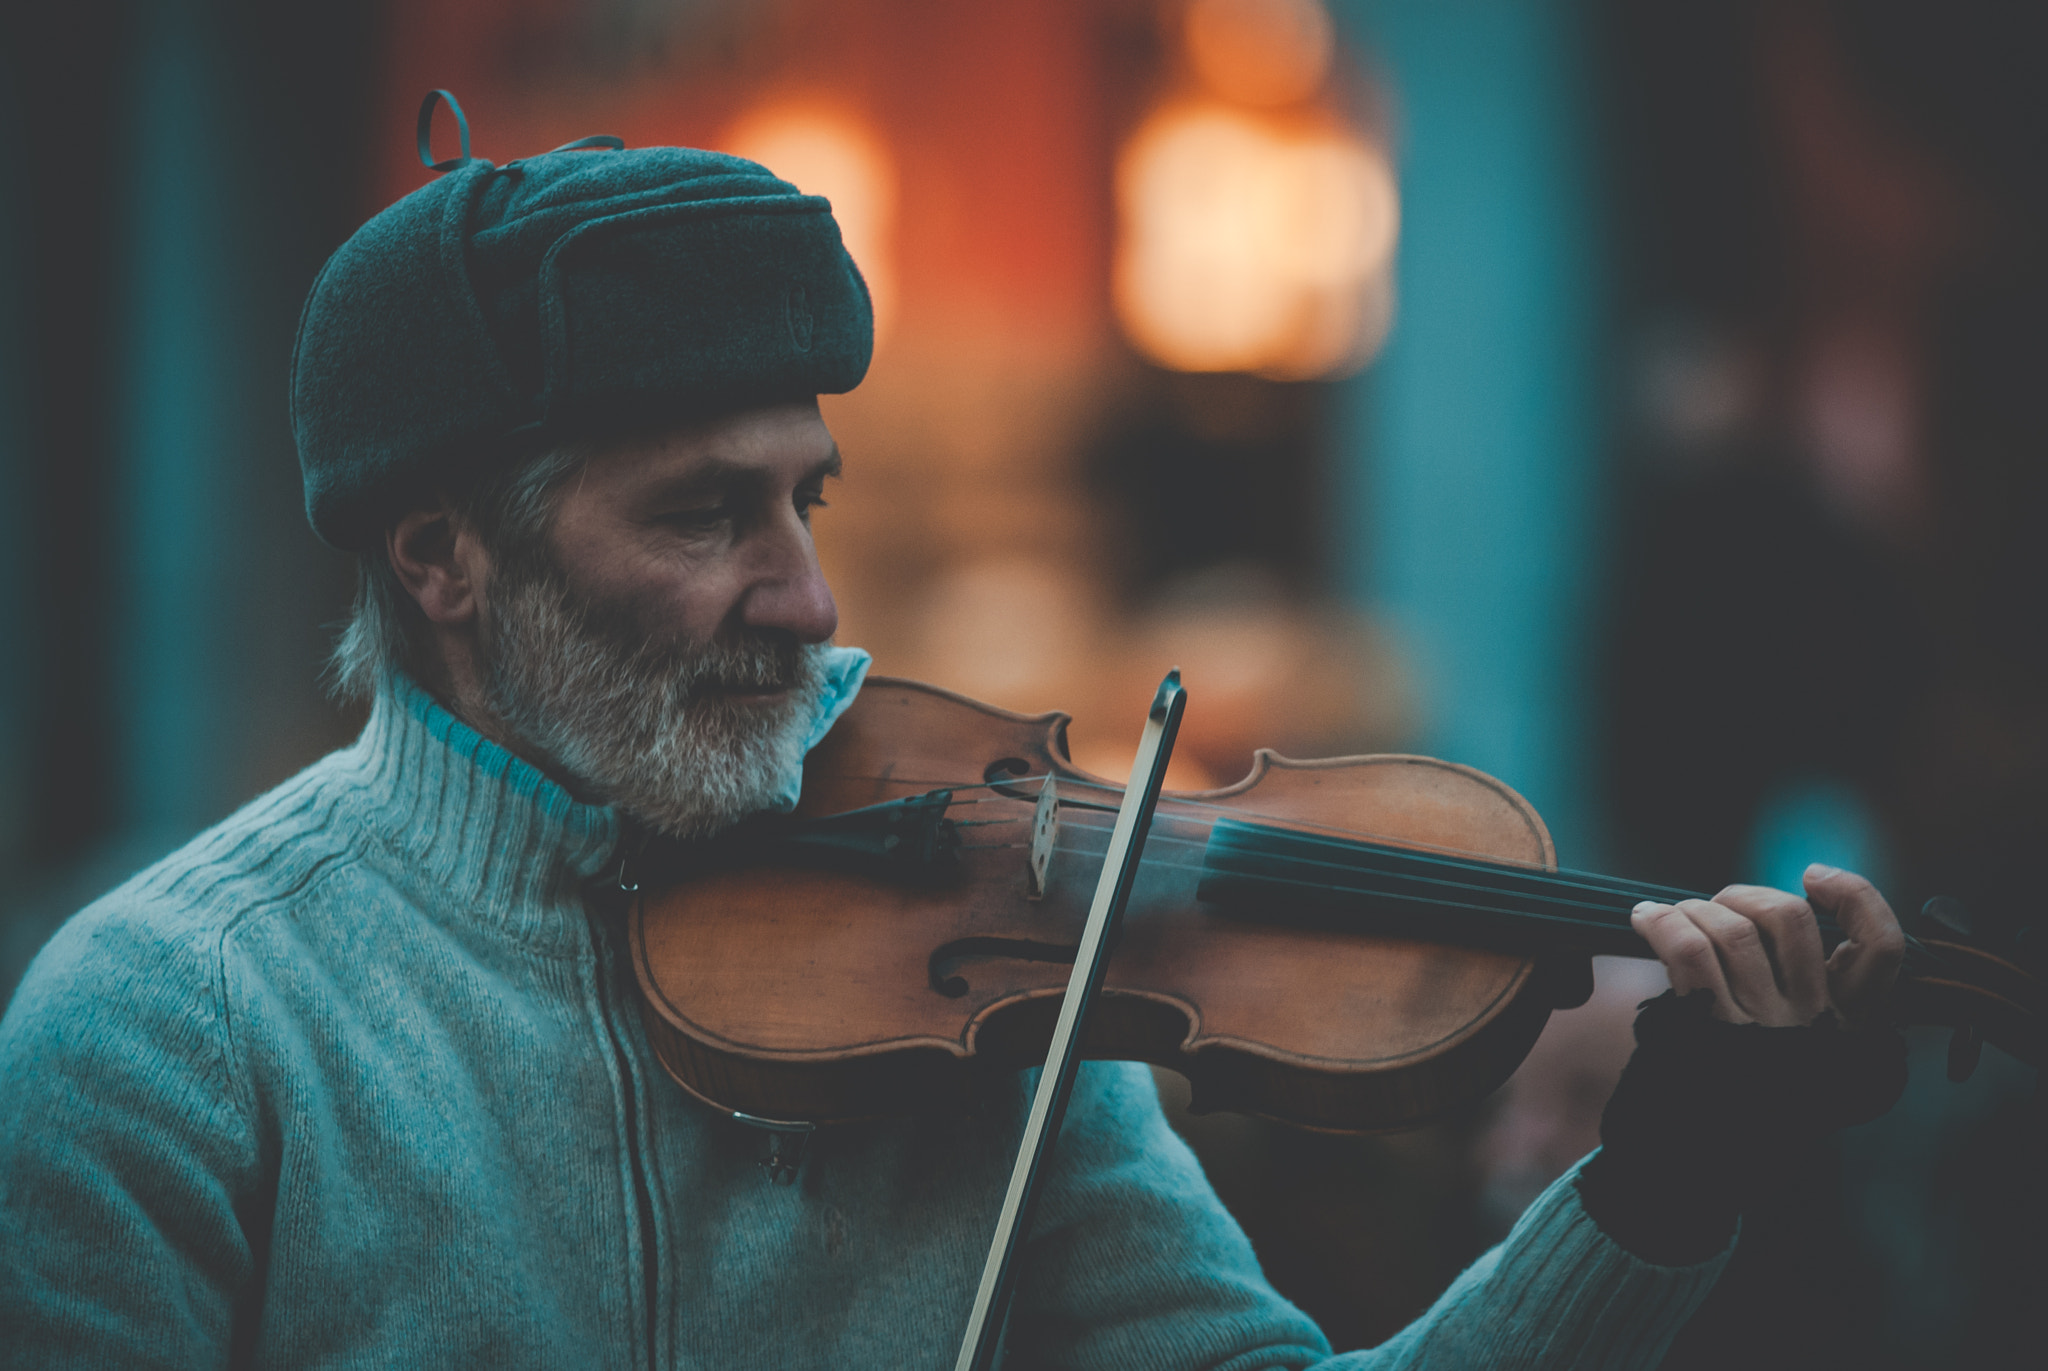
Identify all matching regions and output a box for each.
[954,669,1188,1371]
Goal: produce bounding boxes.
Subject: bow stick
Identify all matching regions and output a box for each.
[953,669,1188,1371]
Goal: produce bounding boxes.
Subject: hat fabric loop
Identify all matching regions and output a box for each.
[416,89,473,173]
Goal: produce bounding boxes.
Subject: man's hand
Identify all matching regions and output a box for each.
[1631,864,1906,1027]
[1582,865,1911,1264]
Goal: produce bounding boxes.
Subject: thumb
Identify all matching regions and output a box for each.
[1804,864,1905,1025]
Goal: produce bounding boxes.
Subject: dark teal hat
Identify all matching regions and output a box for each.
[293,93,874,550]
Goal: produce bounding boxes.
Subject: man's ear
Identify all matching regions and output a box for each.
[388,507,485,627]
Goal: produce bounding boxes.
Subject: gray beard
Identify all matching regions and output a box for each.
[478,561,827,840]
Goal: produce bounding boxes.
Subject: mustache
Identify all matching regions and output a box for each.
[666,633,806,694]
[541,587,805,696]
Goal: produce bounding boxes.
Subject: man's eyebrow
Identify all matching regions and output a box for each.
[641,448,842,503]
[641,462,749,503]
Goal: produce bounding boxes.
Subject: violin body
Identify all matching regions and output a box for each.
[630,677,1570,1134]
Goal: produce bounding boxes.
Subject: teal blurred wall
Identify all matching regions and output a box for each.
[1333,0,1607,863]
[0,0,378,999]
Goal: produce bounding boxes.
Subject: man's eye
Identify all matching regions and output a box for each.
[796,490,830,518]
[663,506,730,530]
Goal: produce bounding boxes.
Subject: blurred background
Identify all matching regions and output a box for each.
[2,0,2042,1365]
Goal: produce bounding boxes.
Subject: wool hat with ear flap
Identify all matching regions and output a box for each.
[291,90,875,551]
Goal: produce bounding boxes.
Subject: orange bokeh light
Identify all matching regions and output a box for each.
[720,103,899,346]
[1184,0,1336,107]
[1113,101,1398,379]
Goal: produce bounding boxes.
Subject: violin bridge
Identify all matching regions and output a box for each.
[1025,775,1060,901]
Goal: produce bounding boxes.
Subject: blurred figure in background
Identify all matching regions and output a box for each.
[1604,1,2047,1365]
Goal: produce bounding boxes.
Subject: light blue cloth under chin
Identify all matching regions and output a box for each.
[770,643,872,813]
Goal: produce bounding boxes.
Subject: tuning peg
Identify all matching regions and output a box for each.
[1947,1024,1984,1083]
[1920,896,1975,940]
[1919,896,2045,973]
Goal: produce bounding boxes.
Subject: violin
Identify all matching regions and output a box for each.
[626,676,2043,1137]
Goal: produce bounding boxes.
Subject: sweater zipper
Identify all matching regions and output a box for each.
[588,901,662,1371]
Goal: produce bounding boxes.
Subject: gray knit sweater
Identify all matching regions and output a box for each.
[0,678,1728,1368]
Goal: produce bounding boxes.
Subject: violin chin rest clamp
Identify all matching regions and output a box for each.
[731,1111,817,1185]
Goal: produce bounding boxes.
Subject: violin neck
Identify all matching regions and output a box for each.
[1195,818,1716,961]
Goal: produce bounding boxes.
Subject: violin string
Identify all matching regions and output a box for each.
[817,773,1128,814]
[958,803,1867,941]
[1179,869,1943,971]
[953,839,1966,977]
[954,836,1899,952]
[929,774,1548,873]
[1042,808,1712,911]
[959,836,1783,940]
[831,768,1711,904]
[833,769,1489,854]
[1139,810,1707,906]
[1042,816,1951,967]
[840,766,1713,903]
[825,770,1601,865]
[831,772,1948,968]
[1053,840,1746,928]
[956,834,1688,927]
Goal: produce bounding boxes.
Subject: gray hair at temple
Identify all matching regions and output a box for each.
[325,442,586,702]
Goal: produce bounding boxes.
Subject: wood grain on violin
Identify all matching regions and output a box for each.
[634,678,1558,1133]
[628,678,2042,1135]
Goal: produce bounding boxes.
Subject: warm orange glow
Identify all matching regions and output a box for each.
[1113,102,1398,379]
[721,103,899,344]
[1184,0,1335,107]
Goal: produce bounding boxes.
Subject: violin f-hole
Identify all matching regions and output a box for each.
[928,937,1081,997]
[984,756,1036,802]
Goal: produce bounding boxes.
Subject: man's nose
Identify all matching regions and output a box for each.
[737,510,839,644]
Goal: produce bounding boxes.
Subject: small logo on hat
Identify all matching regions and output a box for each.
[787,285,815,352]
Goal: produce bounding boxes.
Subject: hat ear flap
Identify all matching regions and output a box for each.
[293,160,524,549]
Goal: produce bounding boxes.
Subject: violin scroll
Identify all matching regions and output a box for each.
[1895,897,2043,1081]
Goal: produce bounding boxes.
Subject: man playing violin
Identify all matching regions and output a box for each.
[0,114,1908,1369]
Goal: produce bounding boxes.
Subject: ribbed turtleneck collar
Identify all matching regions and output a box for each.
[328,647,873,954]
[336,675,623,954]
